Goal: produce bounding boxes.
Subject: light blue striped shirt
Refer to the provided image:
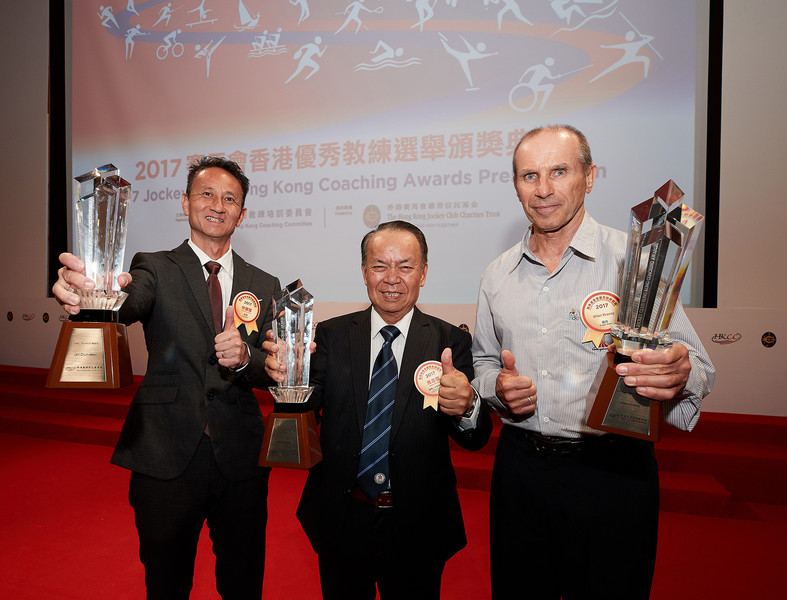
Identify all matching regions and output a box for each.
[471,213,715,437]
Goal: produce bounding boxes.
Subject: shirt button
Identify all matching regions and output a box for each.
[541,370,548,376]
[541,327,547,334]
[543,286,549,292]
[543,417,550,423]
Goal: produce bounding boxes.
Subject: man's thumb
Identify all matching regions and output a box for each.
[501,349,518,376]
[223,306,235,332]
[441,347,455,374]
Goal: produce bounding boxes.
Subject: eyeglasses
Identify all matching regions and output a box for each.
[190,191,241,207]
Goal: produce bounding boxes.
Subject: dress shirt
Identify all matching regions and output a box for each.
[369,309,413,383]
[472,213,715,437]
[370,308,479,429]
[188,239,234,318]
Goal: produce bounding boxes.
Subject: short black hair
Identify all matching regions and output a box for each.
[361,220,428,266]
[185,156,250,207]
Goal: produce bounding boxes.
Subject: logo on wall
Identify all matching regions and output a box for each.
[761,331,777,348]
[711,332,742,345]
[22,313,35,321]
[363,205,382,228]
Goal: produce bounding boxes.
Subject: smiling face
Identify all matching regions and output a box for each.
[513,128,596,238]
[362,229,428,325]
[181,167,246,256]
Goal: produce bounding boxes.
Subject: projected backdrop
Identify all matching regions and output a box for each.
[72,0,702,303]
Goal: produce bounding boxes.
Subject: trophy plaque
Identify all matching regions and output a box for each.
[586,180,704,441]
[259,280,322,469]
[47,164,133,389]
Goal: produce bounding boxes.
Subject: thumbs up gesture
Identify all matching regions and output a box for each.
[437,347,475,417]
[215,305,249,369]
[495,350,537,416]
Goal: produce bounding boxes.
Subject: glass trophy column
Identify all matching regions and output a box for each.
[258,280,322,469]
[47,164,133,389]
[586,180,704,441]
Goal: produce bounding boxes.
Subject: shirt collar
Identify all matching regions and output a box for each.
[518,212,602,265]
[188,239,234,276]
[370,307,414,340]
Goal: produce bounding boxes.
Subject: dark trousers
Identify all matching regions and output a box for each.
[129,434,269,600]
[317,497,446,600]
[490,427,659,600]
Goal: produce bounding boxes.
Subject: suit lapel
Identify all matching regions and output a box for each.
[170,241,216,334]
[350,308,373,432]
[230,251,251,303]
[391,308,432,440]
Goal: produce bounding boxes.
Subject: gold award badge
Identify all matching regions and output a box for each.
[580,290,620,348]
[232,291,260,335]
[414,360,443,411]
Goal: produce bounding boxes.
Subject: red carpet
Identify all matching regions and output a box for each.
[2,433,786,598]
[1,365,787,598]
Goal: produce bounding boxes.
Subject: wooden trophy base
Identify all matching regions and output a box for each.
[46,321,133,389]
[259,411,322,469]
[586,352,662,442]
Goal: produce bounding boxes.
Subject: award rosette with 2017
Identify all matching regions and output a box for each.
[580,291,620,348]
[415,360,443,410]
[232,291,260,335]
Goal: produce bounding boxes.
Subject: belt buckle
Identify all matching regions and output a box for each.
[375,490,394,509]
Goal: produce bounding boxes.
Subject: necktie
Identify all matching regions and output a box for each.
[205,261,223,334]
[357,325,401,499]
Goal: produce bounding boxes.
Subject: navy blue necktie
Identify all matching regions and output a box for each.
[357,325,401,499]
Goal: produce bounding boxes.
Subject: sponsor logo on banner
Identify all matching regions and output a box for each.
[711,333,742,345]
[761,332,777,348]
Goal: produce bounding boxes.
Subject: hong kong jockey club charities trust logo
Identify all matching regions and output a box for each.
[363,205,381,228]
[711,332,741,345]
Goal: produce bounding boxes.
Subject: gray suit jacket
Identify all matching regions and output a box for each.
[110,240,280,481]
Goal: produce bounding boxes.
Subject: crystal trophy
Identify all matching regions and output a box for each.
[46,164,133,389]
[586,180,704,441]
[259,280,322,468]
[71,164,131,316]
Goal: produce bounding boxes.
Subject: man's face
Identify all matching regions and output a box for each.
[512,130,596,236]
[362,229,428,325]
[181,167,246,246]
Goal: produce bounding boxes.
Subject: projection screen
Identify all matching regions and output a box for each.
[71,0,709,305]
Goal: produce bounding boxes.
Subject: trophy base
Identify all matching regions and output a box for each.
[46,321,133,389]
[586,352,662,442]
[258,410,322,469]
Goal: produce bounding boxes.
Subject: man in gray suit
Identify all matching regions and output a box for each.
[53,156,280,599]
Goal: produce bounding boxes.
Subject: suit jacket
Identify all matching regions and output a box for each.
[110,240,280,481]
[297,306,492,562]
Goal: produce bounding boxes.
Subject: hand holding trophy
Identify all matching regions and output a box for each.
[47,164,133,388]
[586,180,704,441]
[259,280,322,468]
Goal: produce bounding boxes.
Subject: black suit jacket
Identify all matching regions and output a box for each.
[110,241,280,481]
[297,307,492,562]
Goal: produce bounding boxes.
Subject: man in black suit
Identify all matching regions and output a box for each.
[265,220,492,600]
[53,156,279,599]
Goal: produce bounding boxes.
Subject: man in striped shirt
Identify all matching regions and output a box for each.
[472,125,714,600]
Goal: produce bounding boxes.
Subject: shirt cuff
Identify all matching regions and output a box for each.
[230,342,252,372]
[456,386,481,431]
